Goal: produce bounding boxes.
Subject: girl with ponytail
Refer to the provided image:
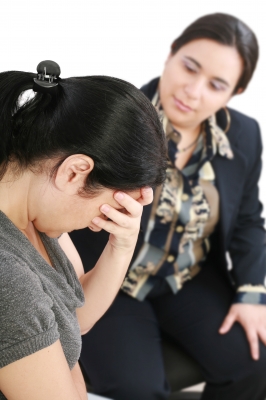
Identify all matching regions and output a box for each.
[0,61,167,399]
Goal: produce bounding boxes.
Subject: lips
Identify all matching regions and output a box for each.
[173,97,193,112]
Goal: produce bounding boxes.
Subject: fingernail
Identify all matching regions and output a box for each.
[115,192,124,200]
[143,187,152,192]
[92,217,100,224]
[100,205,110,213]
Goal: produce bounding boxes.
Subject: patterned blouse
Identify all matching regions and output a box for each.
[121,92,266,304]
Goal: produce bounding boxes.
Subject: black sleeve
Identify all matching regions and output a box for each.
[229,121,266,286]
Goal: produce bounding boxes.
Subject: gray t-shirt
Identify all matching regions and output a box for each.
[0,211,85,399]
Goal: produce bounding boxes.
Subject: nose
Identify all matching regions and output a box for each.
[184,76,204,100]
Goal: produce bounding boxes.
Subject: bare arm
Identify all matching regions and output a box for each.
[70,362,88,399]
[0,340,87,400]
[59,232,84,279]
[59,188,153,334]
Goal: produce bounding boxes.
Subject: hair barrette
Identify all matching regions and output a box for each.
[33,60,61,95]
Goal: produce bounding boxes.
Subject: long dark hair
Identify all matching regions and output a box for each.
[171,13,259,93]
[0,71,167,194]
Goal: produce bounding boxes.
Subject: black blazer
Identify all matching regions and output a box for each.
[70,78,266,289]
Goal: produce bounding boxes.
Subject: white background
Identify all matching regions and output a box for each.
[0,0,265,216]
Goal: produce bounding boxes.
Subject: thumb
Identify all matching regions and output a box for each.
[219,312,236,334]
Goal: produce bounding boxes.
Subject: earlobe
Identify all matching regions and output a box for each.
[228,87,243,102]
[54,154,94,193]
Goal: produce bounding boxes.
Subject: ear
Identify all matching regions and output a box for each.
[54,154,94,194]
[226,87,244,105]
[235,87,244,95]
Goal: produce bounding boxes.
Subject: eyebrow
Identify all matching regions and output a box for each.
[184,56,230,87]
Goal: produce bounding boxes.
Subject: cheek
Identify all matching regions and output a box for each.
[201,90,230,114]
[85,205,102,220]
[162,67,180,92]
[160,70,187,110]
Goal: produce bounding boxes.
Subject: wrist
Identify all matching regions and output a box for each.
[107,240,135,257]
[108,234,138,255]
[233,284,266,305]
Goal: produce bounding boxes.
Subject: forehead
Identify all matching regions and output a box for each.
[174,38,243,83]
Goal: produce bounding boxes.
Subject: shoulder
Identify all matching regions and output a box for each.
[217,107,262,157]
[0,249,56,317]
[0,251,59,369]
[0,249,41,289]
[140,77,160,100]
[229,108,260,135]
[218,107,260,137]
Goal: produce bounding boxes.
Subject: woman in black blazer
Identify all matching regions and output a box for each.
[70,13,266,400]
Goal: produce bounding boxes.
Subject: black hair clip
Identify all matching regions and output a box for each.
[33,60,61,95]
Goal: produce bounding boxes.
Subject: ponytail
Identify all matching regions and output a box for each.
[0,72,34,175]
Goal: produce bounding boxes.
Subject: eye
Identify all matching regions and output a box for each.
[210,81,226,91]
[183,61,197,73]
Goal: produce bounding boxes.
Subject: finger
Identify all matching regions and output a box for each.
[137,187,154,206]
[246,329,259,360]
[258,326,266,347]
[88,213,109,232]
[219,313,236,334]
[88,222,103,232]
[114,192,142,218]
[99,204,131,228]
[91,217,117,234]
[91,216,124,235]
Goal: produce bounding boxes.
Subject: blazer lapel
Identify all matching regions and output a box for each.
[212,143,247,249]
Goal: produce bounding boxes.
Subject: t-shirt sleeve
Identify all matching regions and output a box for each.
[0,253,60,369]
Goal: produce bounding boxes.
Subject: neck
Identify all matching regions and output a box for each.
[172,123,202,146]
[172,122,201,136]
[0,167,54,266]
[0,168,33,231]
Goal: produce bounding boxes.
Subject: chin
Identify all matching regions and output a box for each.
[39,229,64,238]
[47,232,63,238]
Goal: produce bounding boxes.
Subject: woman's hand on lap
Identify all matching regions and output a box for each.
[219,303,266,360]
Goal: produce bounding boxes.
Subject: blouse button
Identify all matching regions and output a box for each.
[181,193,189,201]
[176,225,184,233]
[167,255,175,263]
